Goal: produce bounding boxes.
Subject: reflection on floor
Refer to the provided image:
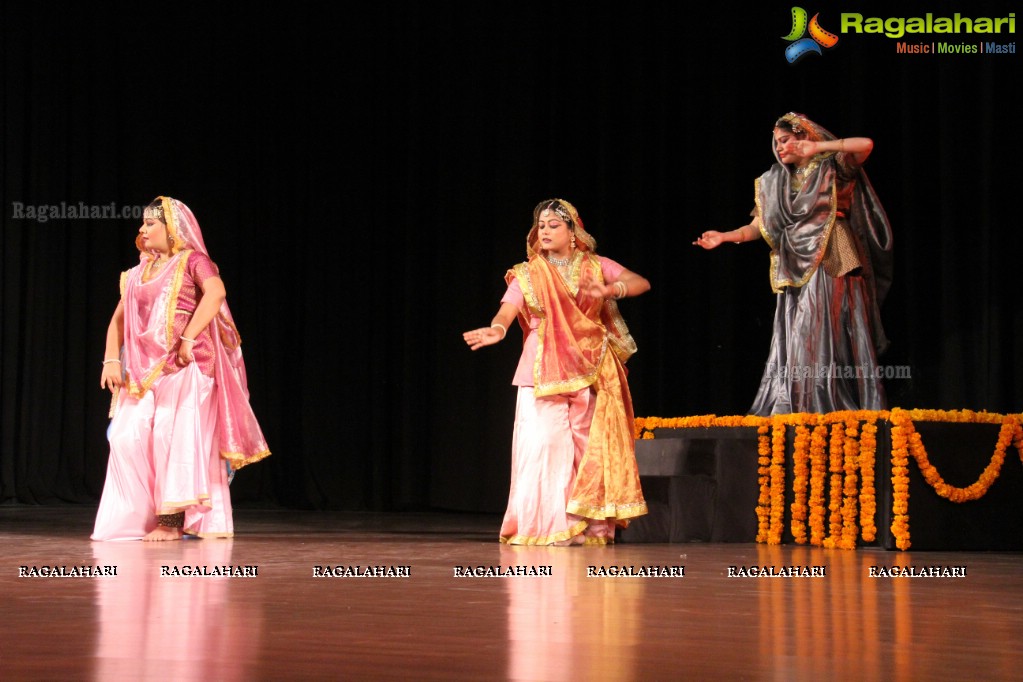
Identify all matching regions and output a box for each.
[2,507,1021,680]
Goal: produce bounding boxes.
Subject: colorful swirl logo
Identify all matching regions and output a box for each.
[782,7,839,63]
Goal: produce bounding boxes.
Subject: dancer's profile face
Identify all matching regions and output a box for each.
[537,210,573,257]
[139,217,170,253]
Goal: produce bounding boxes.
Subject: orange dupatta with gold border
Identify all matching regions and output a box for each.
[507,253,648,523]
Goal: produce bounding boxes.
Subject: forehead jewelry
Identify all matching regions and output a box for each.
[541,203,571,222]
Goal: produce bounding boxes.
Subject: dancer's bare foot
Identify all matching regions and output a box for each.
[143,526,182,542]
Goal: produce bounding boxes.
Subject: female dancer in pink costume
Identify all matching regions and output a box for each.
[93,196,270,541]
[465,199,649,545]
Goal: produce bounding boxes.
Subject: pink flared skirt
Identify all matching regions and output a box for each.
[92,363,233,540]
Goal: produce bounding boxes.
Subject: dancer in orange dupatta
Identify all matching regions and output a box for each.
[464,199,649,545]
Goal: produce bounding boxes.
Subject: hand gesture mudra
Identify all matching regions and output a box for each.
[463,326,503,351]
[694,231,725,249]
[787,139,818,157]
[578,265,612,299]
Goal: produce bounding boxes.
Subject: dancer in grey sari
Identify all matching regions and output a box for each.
[696,113,893,415]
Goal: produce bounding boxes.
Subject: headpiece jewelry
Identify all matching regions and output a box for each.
[143,204,165,222]
[540,202,572,223]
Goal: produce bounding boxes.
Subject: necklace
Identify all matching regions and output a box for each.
[794,157,820,177]
[790,158,820,191]
[546,253,572,267]
[146,254,171,279]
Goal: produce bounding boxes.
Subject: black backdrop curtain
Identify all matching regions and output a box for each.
[2,1,1019,511]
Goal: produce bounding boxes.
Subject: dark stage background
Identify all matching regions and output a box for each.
[2,1,1019,512]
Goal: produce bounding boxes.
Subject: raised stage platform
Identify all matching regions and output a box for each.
[624,410,1023,551]
[624,426,760,543]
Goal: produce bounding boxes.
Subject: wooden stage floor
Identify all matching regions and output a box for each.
[2,506,1021,681]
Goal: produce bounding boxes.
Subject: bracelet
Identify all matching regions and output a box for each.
[180,336,196,343]
[490,323,507,339]
[102,358,120,365]
[614,281,627,299]
[838,138,845,152]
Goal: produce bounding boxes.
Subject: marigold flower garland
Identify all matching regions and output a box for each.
[887,409,1023,548]
[768,418,787,545]
[838,418,861,549]
[790,422,811,544]
[822,423,845,549]
[908,415,1018,502]
[635,409,1023,551]
[634,415,764,437]
[807,423,829,546]
[859,420,878,542]
[755,424,771,543]
[889,411,912,550]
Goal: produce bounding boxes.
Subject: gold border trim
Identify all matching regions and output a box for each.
[159,494,211,514]
[500,520,589,545]
[186,531,235,539]
[223,448,272,470]
[165,251,192,347]
[566,500,649,521]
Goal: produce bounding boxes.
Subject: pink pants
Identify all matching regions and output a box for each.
[92,364,233,540]
[500,387,615,545]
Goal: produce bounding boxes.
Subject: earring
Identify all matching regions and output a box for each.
[571,234,576,249]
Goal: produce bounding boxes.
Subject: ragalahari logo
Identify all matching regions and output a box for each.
[783,7,839,63]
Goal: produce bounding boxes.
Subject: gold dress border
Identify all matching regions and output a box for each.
[223,448,272,470]
[500,519,589,546]
[566,500,649,521]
